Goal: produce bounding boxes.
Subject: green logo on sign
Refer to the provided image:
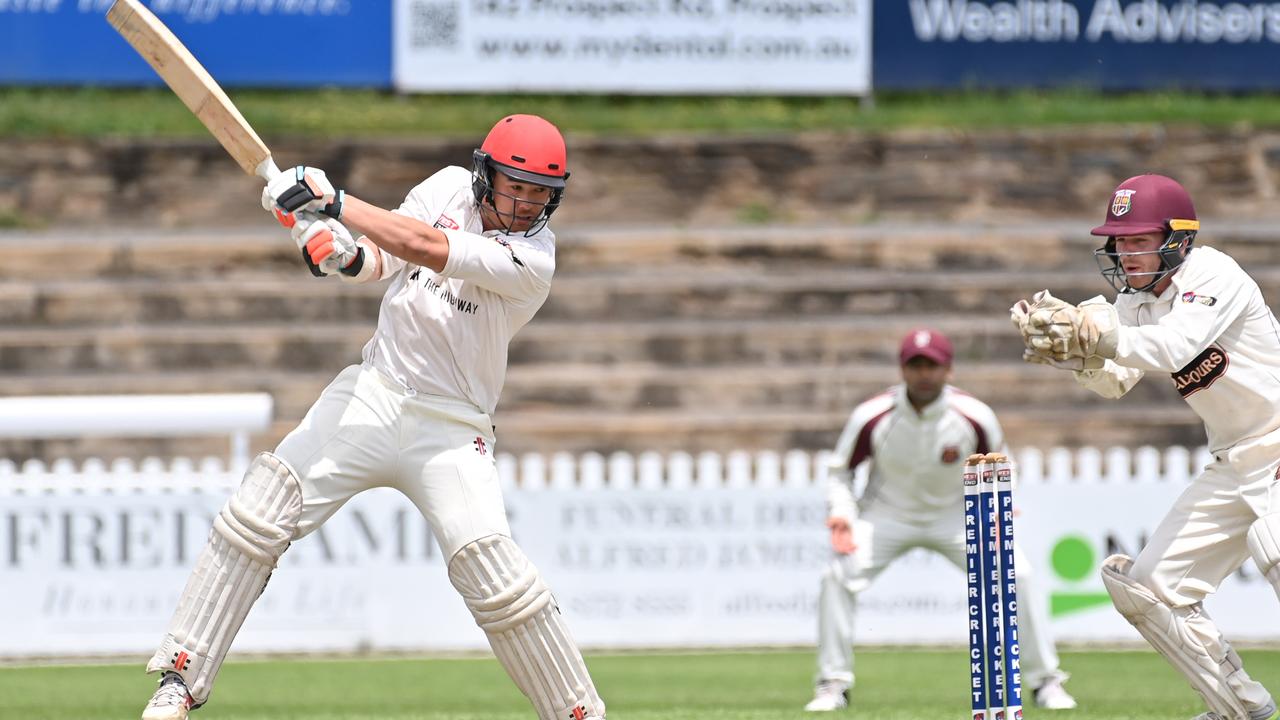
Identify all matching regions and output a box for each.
[1049,535,1111,617]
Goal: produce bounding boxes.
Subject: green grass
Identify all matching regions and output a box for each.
[4,88,1280,138]
[3,648,1277,719]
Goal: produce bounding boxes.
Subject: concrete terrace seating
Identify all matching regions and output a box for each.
[2,221,1274,460]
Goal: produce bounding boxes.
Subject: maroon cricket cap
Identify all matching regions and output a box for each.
[899,328,954,366]
[1091,174,1197,237]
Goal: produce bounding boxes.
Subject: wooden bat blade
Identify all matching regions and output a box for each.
[107,0,278,180]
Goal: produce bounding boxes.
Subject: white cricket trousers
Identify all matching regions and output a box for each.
[1131,454,1279,607]
[275,363,510,559]
[815,510,1064,689]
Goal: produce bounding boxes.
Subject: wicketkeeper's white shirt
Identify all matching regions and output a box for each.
[825,384,1002,522]
[359,165,555,415]
[1075,246,1280,458]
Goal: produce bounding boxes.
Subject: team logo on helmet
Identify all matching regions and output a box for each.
[1111,189,1136,217]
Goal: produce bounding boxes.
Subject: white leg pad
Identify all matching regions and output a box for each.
[1247,513,1280,602]
[1102,554,1270,720]
[146,452,302,706]
[449,534,606,720]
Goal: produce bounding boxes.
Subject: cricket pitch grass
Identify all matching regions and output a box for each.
[3,648,1278,719]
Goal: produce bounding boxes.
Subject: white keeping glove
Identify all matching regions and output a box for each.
[262,165,343,219]
[1076,296,1120,359]
[291,214,364,278]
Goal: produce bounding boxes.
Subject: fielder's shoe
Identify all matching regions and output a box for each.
[1034,677,1078,710]
[142,672,195,720]
[804,680,850,712]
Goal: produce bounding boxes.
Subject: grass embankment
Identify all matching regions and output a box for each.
[3,87,1280,138]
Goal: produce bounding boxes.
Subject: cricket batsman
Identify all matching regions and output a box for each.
[140,114,606,720]
[1012,173,1280,720]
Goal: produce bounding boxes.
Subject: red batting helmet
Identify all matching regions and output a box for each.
[1091,174,1200,293]
[471,114,570,235]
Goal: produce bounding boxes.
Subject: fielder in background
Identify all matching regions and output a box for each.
[140,115,607,720]
[1012,174,1280,720]
[804,329,1076,712]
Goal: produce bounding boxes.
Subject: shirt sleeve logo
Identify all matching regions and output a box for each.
[940,445,960,464]
[494,236,526,267]
[1181,291,1217,306]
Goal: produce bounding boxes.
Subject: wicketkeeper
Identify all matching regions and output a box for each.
[140,115,607,720]
[804,329,1076,712]
[1012,173,1280,720]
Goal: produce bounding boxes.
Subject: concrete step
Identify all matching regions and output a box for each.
[0,315,1029,372]
[8,265,1280,327]
[4,361,1189,420]
[1,223,1273,281]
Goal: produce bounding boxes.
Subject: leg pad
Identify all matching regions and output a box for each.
[449,534,606,720]
[1102,554,1269,720]
[146,452,302,705]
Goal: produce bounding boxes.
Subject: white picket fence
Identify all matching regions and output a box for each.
[0,445,1216,494]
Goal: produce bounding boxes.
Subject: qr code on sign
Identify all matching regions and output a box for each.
[411,0,459,49]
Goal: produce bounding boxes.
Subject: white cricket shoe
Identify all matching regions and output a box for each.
[1034,677,1078,710]
[804,680,849,712]
[1192,701,1279,720]
[142,673,195,720]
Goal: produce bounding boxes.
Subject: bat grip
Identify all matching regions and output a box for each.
[255,157,282,182]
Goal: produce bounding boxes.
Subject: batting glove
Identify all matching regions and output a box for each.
[262,165,344,220]
[291,215,365,278]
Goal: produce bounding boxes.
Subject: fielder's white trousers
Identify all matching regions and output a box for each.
[814,509,1064,690]
[275,364,510,559]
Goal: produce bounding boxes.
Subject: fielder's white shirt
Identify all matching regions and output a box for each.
[826,385,1002,522]
[360,165,555,415]
[1075,246,1280,455]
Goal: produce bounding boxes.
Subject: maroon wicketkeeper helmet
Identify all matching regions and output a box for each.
[1091,174,1199,293]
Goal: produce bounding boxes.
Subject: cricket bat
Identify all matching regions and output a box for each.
[106,0,280,181]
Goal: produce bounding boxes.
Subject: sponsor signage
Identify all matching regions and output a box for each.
[876,1,1280,90]
[392,0,872,94]
[2,472,1276,656]
[0,1,391,87]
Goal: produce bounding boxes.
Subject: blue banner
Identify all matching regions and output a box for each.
[875,1,1280,90]
[0,1,391,88]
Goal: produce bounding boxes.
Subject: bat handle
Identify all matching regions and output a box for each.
[255,157,282,182]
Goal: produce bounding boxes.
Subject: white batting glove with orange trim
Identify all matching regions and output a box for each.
[261,165,343,219]
[292,215,363,278]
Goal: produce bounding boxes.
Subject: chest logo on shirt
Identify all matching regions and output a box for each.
[1181,291,1217,307]
[434,214,460,230]
[940,445,961,464]
[406,269,481,315]
[1171,344,1229,398]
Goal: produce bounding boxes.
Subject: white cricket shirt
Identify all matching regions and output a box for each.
[1076,246,1280,455]
[825,384,1002,522]
[359,165,555,415]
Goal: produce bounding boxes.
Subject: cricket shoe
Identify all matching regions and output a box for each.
[1034,677,1077,710]
[142,672,195,720]
[1191,701,1279,720]
[804,680,850,712]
